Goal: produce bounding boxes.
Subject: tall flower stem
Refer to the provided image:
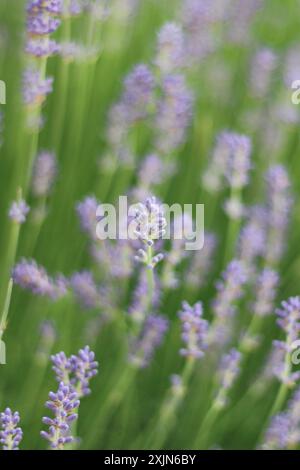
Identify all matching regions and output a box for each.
[0,279,13,346]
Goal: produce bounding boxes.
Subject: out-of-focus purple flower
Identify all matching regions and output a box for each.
[41,382,79,450]
[32,151,57,197]
[70,271,101,310]
[8,200,30,224]
[238,205,267,268]
[263,386,300,449]
[129,314,169,368]
[181,0,226,63]
[122,64,155,123]
[224,133,252,189]
[91,240,133,280]
[22,68,53,106]
[272,297,300,385]
[27,0,63,15]
[210,260,248,346]
[59,41,100,62]
[133,196,166,269]
[187,232,217,288]
[156,74,193,154]
[179,301,209,359]
[262,413,290,449]
[265,165,292,265]
[250,48,277,98]
[284,46,300,88]
[0,408,23,450]
[25,38,59,57]
[27,11,61,36]
[155,22,184,74]
[76,196,99,241]
[227,0,262,45]
[12,259,54,297]
[215,348,242,407]
[253,269,279,317]
[138,154,176,189]
[129,268,161,324]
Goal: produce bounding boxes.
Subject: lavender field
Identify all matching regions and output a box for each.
[0,0,300,451]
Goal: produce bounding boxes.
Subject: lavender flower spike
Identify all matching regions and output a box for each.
[273,296,300,385]
[76,196,99,241]
[133,196,167,269]
[70,346,99,397]
[41,382,79,450]
[253,269,279,317]
[215,348,242,408]
[70,271,102,310]
[8,200,30,224]
[0,408,23,450]
[179,301,209,359]
[129,314,169,368]
[32,150,57,197]
[155,22,184,74]
[12,258,55,297]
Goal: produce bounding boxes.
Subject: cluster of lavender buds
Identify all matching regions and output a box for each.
[263,387,300,449]
[76,196,99,241]
[155,22,185,75]
[32,150,57,197]
[155,74,193,155]
[70,271,102,310]
[237,205,267,270]
[23,1,61,109]
[249,48,277,98]
[129,314,169,368]
[51,346,98,397]
[272,297,300,385]
[12,258,68,299]
[105,64,155,167]
[0,408,23,450]
[133,196,166,269]
[179,301,209,359]
[8,199,30,224]
[215,348,242,408]
[210,260,248,346]
[253,269,279,317]
[265,165,292,266]
[41,382,79,449]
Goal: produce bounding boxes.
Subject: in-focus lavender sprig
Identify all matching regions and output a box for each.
[41,382,79,450]
[0,408,23,450]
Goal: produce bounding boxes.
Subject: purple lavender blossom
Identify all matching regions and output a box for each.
[122,64,155,122]
[210,260,248,346]
[263,386,300,449]
[137,154,176,188]
[8,200,30,224]
[129,314,169,368]
[223,132,252,189]
[227,0,262,45]
[156,74,193,154]
[41,382,79,450]
[179,301,209,359]
[32,151,57,197]
[129,268,161,323]
[265,165,292,265]
[253,269,279,317]
[0,408,23,450]
[27,11,61,36]
[12,259,55,297]
[250,48,277,98]
[238,205,267,268]
[22,68,53,106]
[70,271,101,310]
[25,38,59,57]
[76,196,99,241]
[91,240,133,280]
[133,196,166,269]
[69,346,99,396]
[272,297,300,385]
[51,346,98,397]
[27,0,63,15]
[155,22,184,74]
[215,348,242,407]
